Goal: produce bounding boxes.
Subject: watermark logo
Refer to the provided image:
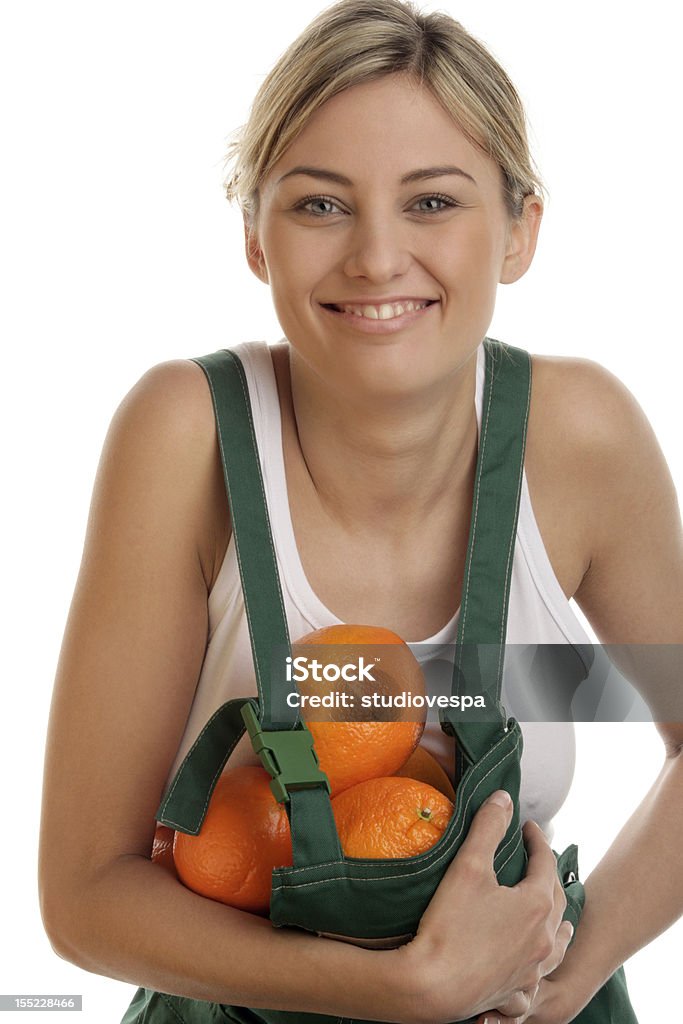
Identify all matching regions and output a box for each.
[285,655,377,684]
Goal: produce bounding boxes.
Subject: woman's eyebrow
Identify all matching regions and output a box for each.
[277,166,352,186]
[276,164,477,186]
[401,165,477,185]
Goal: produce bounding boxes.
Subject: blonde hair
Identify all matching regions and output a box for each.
[225,0,543,223]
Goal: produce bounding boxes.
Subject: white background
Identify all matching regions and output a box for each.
[1,1,681,1021]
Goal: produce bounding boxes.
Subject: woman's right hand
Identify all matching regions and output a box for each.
[393,790,574,1024]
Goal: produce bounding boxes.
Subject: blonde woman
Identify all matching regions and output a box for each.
[39,2,683,1022]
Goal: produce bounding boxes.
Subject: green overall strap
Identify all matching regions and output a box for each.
[157,698,250,832]
[161,350,342,865]
[192,350,290,730]
[443,339,532,765]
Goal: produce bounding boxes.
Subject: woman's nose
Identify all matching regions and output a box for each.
[342,216,412,283]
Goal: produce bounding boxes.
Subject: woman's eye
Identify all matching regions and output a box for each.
[294,195,344,217]
[412,194,458,213]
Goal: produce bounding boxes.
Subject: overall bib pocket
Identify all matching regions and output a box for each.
[269,720,526,943]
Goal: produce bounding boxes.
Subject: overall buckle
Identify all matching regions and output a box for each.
[241,701,331,803]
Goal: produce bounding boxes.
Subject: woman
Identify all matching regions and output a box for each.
[39,1,683,1022]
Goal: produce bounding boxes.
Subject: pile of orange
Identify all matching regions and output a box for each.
[153,625,456,914]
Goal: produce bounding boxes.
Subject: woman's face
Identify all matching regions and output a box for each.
[247,74,541,396]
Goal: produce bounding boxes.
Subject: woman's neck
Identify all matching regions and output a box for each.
[274,342,480,539]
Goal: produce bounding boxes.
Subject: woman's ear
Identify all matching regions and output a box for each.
[500,194,544,284]
[244,217,269,284]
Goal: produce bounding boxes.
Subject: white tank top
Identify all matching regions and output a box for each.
[165,341,593,841]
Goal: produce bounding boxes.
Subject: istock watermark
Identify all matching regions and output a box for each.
[266,643,683,728]
[285,655,377,683]
[279,643,491,722]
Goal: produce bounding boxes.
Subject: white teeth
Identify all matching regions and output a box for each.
[336,300,429,319]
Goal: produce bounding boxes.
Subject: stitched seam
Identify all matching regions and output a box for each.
[459,345,494,648]
[273,726,517,877]
[496,351,532,692]
[496,828,524,874]
[200,363,265,713]
[493,820,522,867]
[456,342,495,702]
[271,731,520,892]
[204,353,291,723]
[160,702,245,830]
[233,356,292,726]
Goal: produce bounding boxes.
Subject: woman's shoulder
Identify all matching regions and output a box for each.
[106,357,230,589]
[527,350,672,514]
[528,352,650,460]
[522,353,667,597]
[115,358,215,441]
[526,350,676,522]
[525,351,679,608]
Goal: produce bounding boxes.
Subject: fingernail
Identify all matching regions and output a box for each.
[486,790,511,809]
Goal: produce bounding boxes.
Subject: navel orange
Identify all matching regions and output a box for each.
[332,776,453,859]
[173,765,292,914]
[393,745,456,801]
[294,624,426,796]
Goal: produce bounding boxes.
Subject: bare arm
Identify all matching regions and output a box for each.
[514,360,683,1024]
[37,360,398,1017]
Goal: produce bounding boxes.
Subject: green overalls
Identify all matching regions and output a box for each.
[121,340,638,1024]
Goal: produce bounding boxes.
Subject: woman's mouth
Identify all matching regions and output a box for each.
[322,298,437,321]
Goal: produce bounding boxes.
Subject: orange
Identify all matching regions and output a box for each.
[294,624,426,796]
[393,745,456,801]
[173,765,292,914]
[332,776,453,859]
[172,767,452,913]
[151,823,177,875]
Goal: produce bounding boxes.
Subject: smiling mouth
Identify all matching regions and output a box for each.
[322,299,438,320]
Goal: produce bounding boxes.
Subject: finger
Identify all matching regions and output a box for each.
[520,820,560,885]
[534,862,569,939]
[476,993,530,1022]
[549,873,569,935]
[458,790,514,870]
[489,988,532,1018]
[539,918,575,978]
[522,820,556,870]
